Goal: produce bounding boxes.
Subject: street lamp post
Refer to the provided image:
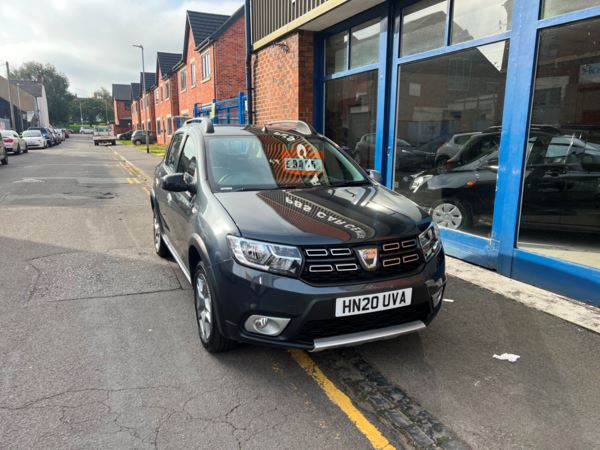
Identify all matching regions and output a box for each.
[133,44,150,154]
[79,99,84,125]
[15,82,23,132]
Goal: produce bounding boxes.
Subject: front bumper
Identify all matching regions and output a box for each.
[209,249,446,350]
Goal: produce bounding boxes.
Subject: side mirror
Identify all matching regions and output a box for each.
[162,173,197,194]
[367,169,382,183]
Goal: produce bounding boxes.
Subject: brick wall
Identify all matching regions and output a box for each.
[155,70,180,145]
[131,99,142,130]
[140,90,156,131]
[252,31,314,125]
[214,14,246,100]
[113,99,132,134]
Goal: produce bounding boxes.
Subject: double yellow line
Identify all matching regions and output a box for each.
[114,151,151,196]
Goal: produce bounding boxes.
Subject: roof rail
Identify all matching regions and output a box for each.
[184,117,214,134]
[263,120,316,136]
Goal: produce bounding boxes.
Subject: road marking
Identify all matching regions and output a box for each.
[289,350,395,450]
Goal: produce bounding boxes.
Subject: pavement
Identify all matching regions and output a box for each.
[0,135,599,450]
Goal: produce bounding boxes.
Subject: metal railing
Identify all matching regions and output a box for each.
[193,92,247,125]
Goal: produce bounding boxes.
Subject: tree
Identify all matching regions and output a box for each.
[92,87,114,123]
[69,97,107,126]
[10,62,74,126]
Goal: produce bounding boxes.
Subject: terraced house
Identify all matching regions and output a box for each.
[153,52,181,145]
[174,8,246,119]
[111,84,132,135]
[130,81,141,130]
[246,0,600,304]
[138,71,156,132]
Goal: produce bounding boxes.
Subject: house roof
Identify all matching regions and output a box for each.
[196,5,245,52]
[12,80,43,97]
[178,10,230,65]
[157,52,182,79]
[131,82,141,100]
[112,84,132,101]
[139,72,156,92]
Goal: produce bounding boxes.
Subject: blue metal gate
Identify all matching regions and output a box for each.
[193,92,246,125]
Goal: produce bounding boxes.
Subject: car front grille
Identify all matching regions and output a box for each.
[300,238,423,284]
[296,302,431,342]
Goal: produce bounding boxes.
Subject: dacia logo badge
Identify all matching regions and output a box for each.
[356,247,378,271]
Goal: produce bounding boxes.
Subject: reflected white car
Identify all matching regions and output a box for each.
[1,130,28,154]
[22,130,47,149]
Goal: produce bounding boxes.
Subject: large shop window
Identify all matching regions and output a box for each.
[394,41,509,237]
[325,71,378,170]
[517,18,600,270]
[542,0,600,18]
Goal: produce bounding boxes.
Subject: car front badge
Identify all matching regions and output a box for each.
[356,247,378,271]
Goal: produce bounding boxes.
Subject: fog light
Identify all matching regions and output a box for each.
[244,315,291,336]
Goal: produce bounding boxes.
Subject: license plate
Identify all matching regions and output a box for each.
[284,158,323,172]
[335,288,412,317]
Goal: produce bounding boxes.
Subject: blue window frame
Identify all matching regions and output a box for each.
[314,0,600,304]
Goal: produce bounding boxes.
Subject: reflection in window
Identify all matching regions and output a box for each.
[401,0,447,56]
[325,71,378,170]
[350,19,380,69]
[325,32,348,75]
[542,0,599,18]
[452,0,513,44]
[394,41,509,237]
[518,18,600,270]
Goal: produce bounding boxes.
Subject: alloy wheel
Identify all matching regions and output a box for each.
[432,202,463,229]
[195,274,213,343]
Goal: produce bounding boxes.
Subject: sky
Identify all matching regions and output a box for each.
[0,0,242,97]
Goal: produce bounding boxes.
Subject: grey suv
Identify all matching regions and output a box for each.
[151,119,445,353]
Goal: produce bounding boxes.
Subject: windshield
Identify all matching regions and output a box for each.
[23,130,42,137]
[206,131,368,192]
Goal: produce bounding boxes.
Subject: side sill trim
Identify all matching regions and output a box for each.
[162,233,192,284]
[310,320,426,352]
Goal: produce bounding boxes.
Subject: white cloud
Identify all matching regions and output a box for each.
[0,0,243,96]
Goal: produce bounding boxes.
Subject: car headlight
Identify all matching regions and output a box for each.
[227,236,302,276]
[410,174,433,193]
[419,223,441,261]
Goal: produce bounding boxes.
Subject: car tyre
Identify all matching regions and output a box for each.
[193,263,237,353]
[153,211,170,258]
[24,145,28,153]
[15,144,21,155]
[431,198,472,230]
[1,156,8,165]
[134,139,142,146]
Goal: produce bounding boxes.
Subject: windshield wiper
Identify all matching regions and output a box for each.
[328,180,371,188]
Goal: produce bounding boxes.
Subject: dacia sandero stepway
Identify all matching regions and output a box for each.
[151,119,445,353]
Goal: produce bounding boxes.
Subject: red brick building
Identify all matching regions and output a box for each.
[174,8,246,118]
[139,71,156,132]
[111,84,133,134]
[153,52,181,145]
[130,81,141,130]
[251,31,314,125]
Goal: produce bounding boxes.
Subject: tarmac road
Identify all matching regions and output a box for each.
[0,135,599,450]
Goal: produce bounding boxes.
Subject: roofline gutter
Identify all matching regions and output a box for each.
[245,0,253,124]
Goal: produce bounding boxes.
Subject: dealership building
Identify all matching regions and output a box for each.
[246,0,600,304]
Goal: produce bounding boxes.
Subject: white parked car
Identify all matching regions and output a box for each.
[22,129,47,149]
[1,130,28,154]
[80,127,94,134]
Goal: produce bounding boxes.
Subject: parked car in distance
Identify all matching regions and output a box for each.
[22,129,47,149]
[151,119,445,353]
[0,139,7,165]
[63,128,70,138]
[27,127,53,147]
[117,130,133,140]
[80,127,94,134]
[434,132,481,168]
[1,130,28,154]
[131,130,157,145]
